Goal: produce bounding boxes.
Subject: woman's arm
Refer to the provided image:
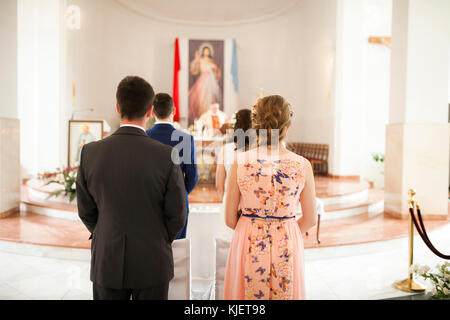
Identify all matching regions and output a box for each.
[225,160,240,229]
[298,160,317,235]
[215,148,226,201]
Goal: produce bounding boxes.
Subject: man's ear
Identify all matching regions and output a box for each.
[116,104,121,116]
[172,107,176,118]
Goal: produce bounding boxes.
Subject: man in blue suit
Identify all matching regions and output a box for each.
[147,93,198,239]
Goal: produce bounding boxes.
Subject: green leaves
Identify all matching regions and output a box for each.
[69,192,77,203]
[371,153,385,163]
[413,263,450,299]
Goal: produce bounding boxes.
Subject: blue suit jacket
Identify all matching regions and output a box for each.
[147,123,198,239]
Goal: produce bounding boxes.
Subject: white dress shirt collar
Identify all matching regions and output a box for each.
[120,124,146,133]
[154,121,174,126]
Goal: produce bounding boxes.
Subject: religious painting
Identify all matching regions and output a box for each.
[68,120,103,167]
[188,39,224,126]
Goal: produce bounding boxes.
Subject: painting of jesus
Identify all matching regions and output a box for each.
[188,39,224,125]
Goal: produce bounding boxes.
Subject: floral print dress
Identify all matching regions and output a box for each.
[224,149,307,300]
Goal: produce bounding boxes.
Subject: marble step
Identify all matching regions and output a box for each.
[318,188,369,206]
[22,180,378,221]
[20,201,79,220]
[21,199,384,226]
[314,177,370,203]
[320,189,384,220]
[321,198,384,221]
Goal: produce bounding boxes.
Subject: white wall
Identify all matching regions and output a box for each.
[295,0,337,145]
[0,0,18,119]
[19,0,395,178]
[403,0,450,123]
[14,0,339,176]
[14,0,448,180]
[65,0,336,140]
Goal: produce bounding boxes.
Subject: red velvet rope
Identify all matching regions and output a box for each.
[409,207,450,260]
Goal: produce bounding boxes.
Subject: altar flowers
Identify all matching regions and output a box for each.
[41,165,79,202]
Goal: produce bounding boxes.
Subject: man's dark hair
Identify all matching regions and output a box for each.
[116,76,155,120]
[153,93,174,119]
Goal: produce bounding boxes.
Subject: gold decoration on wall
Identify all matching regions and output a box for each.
[368,36,391,49]
[72,82,76,107]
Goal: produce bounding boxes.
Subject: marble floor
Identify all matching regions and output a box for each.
[0,221,448,300]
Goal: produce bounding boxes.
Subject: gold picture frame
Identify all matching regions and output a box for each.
[68,120,104,167]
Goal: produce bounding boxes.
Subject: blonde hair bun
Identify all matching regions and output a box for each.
[253,95,291,145]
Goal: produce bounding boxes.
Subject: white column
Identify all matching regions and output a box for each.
[0,0,18,119]
[18,0,67,178]
[0,0,20,216]
[330,0,366,177]
[385,0,450,219]
[330,0,393,181]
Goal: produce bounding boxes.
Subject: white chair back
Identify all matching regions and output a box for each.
[169,238,191,300]
[214,238,230,300]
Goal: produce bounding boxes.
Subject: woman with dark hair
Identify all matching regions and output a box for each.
[216,108,253,240]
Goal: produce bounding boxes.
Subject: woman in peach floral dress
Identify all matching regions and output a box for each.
[223,95,317,300]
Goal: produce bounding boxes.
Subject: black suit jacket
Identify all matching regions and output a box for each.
[76,126,187,289]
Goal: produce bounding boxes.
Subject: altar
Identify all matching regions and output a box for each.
[193,136,228,185]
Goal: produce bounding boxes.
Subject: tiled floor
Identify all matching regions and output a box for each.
[0,221,448,300]
[2,179,447,299]
[0,252,92,300]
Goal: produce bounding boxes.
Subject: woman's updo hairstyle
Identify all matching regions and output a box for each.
[252,95,291,146]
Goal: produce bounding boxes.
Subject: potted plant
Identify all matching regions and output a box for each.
[369,152,384,189]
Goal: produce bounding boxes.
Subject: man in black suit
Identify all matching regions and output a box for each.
[76,76,187,300]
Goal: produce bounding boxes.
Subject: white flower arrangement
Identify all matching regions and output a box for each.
[43,165,79,202]
[410,262,450,299]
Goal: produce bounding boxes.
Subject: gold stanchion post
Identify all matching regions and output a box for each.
[394,189,426,293]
